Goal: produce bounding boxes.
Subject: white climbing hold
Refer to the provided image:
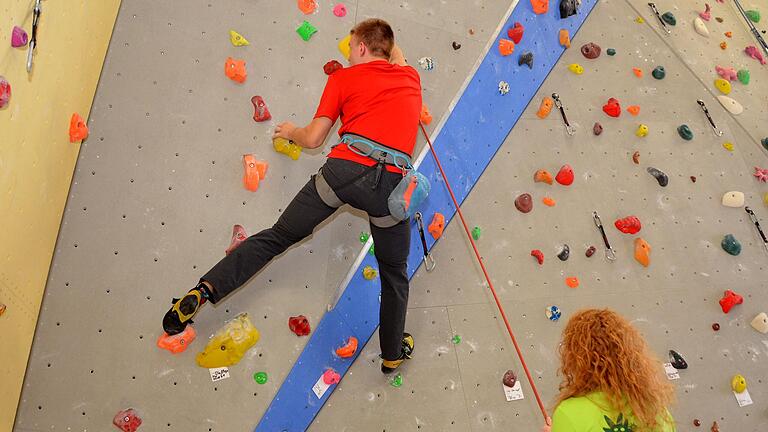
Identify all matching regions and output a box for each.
[751,312,768,334]
[717,95,743,115]
[693,17,709,37]
[498,81,510,95]
[722,191,745,208]
[418,57,434,71]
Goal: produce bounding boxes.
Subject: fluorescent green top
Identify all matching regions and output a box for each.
[552,392,675,432]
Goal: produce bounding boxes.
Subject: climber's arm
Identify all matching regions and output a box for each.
[273,117,334,149]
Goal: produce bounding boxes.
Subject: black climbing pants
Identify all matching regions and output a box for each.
[201,158,411,361]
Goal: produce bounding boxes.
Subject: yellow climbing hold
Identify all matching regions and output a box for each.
[635,124,649,137]
[229,30,250,46]
[338,34,351,60]
[635,16,645,23]
[763,192,768,206]
[196,313,260,368]
[714,78,731,95]
[362,265,378,280]
[723,142,734,151]
[568,63,584,75]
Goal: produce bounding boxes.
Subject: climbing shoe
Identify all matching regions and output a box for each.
[162,283,210,335]
[381,333,414,374]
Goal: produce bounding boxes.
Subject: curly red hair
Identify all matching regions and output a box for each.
[555,309,675,430]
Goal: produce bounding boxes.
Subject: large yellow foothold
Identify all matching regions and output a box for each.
[731,374,747,393]
[338,34,351,60]
[196,313,260,368]
[568,63,584,75]
[273,137,302,160]
[714,78,732,95]
[635,124,649,137]
[229,30,250,46]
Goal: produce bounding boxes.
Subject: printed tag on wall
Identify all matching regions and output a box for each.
[734,389,753,407]
[209,367,230,382]
[663,363,679,380]
[503,381,524,401]
[312,375,331,399]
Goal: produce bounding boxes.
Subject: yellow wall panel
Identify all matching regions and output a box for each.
[0,0,121,429]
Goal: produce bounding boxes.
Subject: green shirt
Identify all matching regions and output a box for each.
[552,392,675,432]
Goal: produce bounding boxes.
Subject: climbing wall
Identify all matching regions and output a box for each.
[14,1,768,432]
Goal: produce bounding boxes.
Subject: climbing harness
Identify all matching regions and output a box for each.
[647,3,671,35]
[414,212,436,272]
[734,0,768,57]
[27,0,42,73]
[552,93,575,136]
[697,100,724,136]
[745,207,768,253]
[592,211,617,261]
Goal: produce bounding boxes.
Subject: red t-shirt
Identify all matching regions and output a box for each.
[314,59,422,173]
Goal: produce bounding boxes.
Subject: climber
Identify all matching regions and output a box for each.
[163,18,421,374]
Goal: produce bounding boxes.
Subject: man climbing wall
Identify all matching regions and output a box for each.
[162,18,423,374]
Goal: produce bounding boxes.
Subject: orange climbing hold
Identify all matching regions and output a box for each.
[498,39,515,56]
[428,212,445,239]
[335,336,358,358]
[627,105,640,116]
[225,57,247,83]
[69,113,89,143]
[634,237,651,267]
[297,0,317,14]
[632,67,643,78]
[531,0,549,15]
[534,169,553,185]
[420,103,433,125]
[157,325,197,354]
[725,31,732,38]
[536,96,554,119]
[242,154,268,192]
[559,29,571,48]
[565,277,579,288]
[720,41,727,50]
[542,197,556,207]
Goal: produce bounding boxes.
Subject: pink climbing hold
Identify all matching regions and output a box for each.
[531,249,544,265]
[0,76,10,109]
[11,26,28,48]
[745,46,767,65]
[333,3,348,17]
[555,164,574,186]
[715,65,738,81]
[754,167,768,182]
[113,408,142,432]
[602,97,621,118]
[507,22,524,44]
[699,3,711,21]
[323,368,341,385]
[226,224,248,255]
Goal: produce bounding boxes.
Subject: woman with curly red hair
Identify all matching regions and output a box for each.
[542,308,676,432]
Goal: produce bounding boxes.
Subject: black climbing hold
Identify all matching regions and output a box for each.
[559,0,578,19]
[518,51,534,69]
[669,350,688,370]
[452,41,461,50]
[647,167,669,187]
[662,12,676,26]
[652,66,666,79]
[677,124,694,141]
[557,244,570,261]
[762,137,768,151]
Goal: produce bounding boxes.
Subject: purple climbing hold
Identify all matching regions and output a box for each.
[580,42,601,59]
[11,26,28,48]
[503,370,517,387]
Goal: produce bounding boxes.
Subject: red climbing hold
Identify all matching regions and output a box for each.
[719,290,743,313]
[515,193,533,213]
[585,246,596,257]
[0,76,10,109]
[531,249,544,265]
[507,22,524,44]
[157,325,197,354]
[323,60,344,75]
[226,224,248,255]
[251,96,271,122]
[323,368,341,385]
[602,98,621,117]
[288,315,311,336]
[555,164,574,186]
[113,408,142,432]
[69,113,89,143]
[614,216,641,234]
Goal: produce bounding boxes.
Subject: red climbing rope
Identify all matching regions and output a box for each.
[419,123,548,421]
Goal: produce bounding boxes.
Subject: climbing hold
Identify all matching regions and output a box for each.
[420,103,433,125]
[224,57,247,83]
[229,30,249,46]
[565,277,579,288]
[508,22,524,44]
[296,21,318,41]
[750,312,768,333]
[725,31,732,38]
[634,238,651,267]
[557,244,570,261]
[714,78,731,95]
[593,122,603,135]
[157,325,197,354]
[559,0,578,18]
[471,226,482,240]
[338,34,351,60]
[745,10,760,23]
[323,60,344,75]
[716,65,737,81]
[712,323,720,331]
[534,169,554,184]
[428,213,445,239]
[721,191,744,208]
[69,113,89,143]
[335,336,358,358]
[288,315,311,336]
[721,234,741,256]
[323,369,341,385]
[751,166,765,181]
[635,17,645,24]
[652,66,666,79]
[362,265,378,280]
[498,81,510,95]
[627,105,640,116]
[418,57,435,71]
[498,39,515,56]
[253,371,268,384]
[559,29,571,48]
[555,164,574,186]
[699,3,711,21]
[614,216,641,234]
[0,303,5,316]
[390,373,403,387]
[723,142,734,151]
[693,419,701,427]
[711,421,720,432]
[716,17,723,23]
[297,0,318,14]
[720,41,727,50]
[333,3,347,17]
[518,51,534,69]
[632,151,640,164]
[647,167,668,186]
[690,176,697,183]
[531,0,549,15]
[764,192,768,206]
[515,193,533,213]
[662,12,676,26]
[602,98,621,117]
[546,305,562,321]
[606,48,616,56]
[580,42,601,59]
[196,313,260,368]
[669,350,688,370]
[242,154,268,192]
[503,370,517,388]
[452,41,461,50]
[694,17,709,37]
[531,249,544,265]
[568,63,584,75]
[0,76,9,109]
[745,46,766,65]
[635,124,649,137]
[11,26,28,48]
[716,95,743,115]
[536,97,554,119]
[113,408,142,432]
[452,334,462,344]
[719,290,743,313]
[731,374,747,393]
[585,246,596,257]
[632,67,643,78]
[273,137,302,160]
[542,197,556,207]
[737,69,750,85]
[677,124,694,140]
[226,224,248,255]
[251,96,271,122]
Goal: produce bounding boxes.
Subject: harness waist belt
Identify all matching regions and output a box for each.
[337,133,413,170]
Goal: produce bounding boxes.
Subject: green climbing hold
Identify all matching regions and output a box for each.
[721,234,742,256]
[677,124,693,141]
[296,21,317,41]
[253,371,268,384]
[359,232,375,255]
[745,10,760,23]
[452,334,462,344]
[390,373,403,387]
[606,48,616,56]
[471,226,482,240]
[652,66,666,79]
[738,69,750,85]
[661,12,676,26]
